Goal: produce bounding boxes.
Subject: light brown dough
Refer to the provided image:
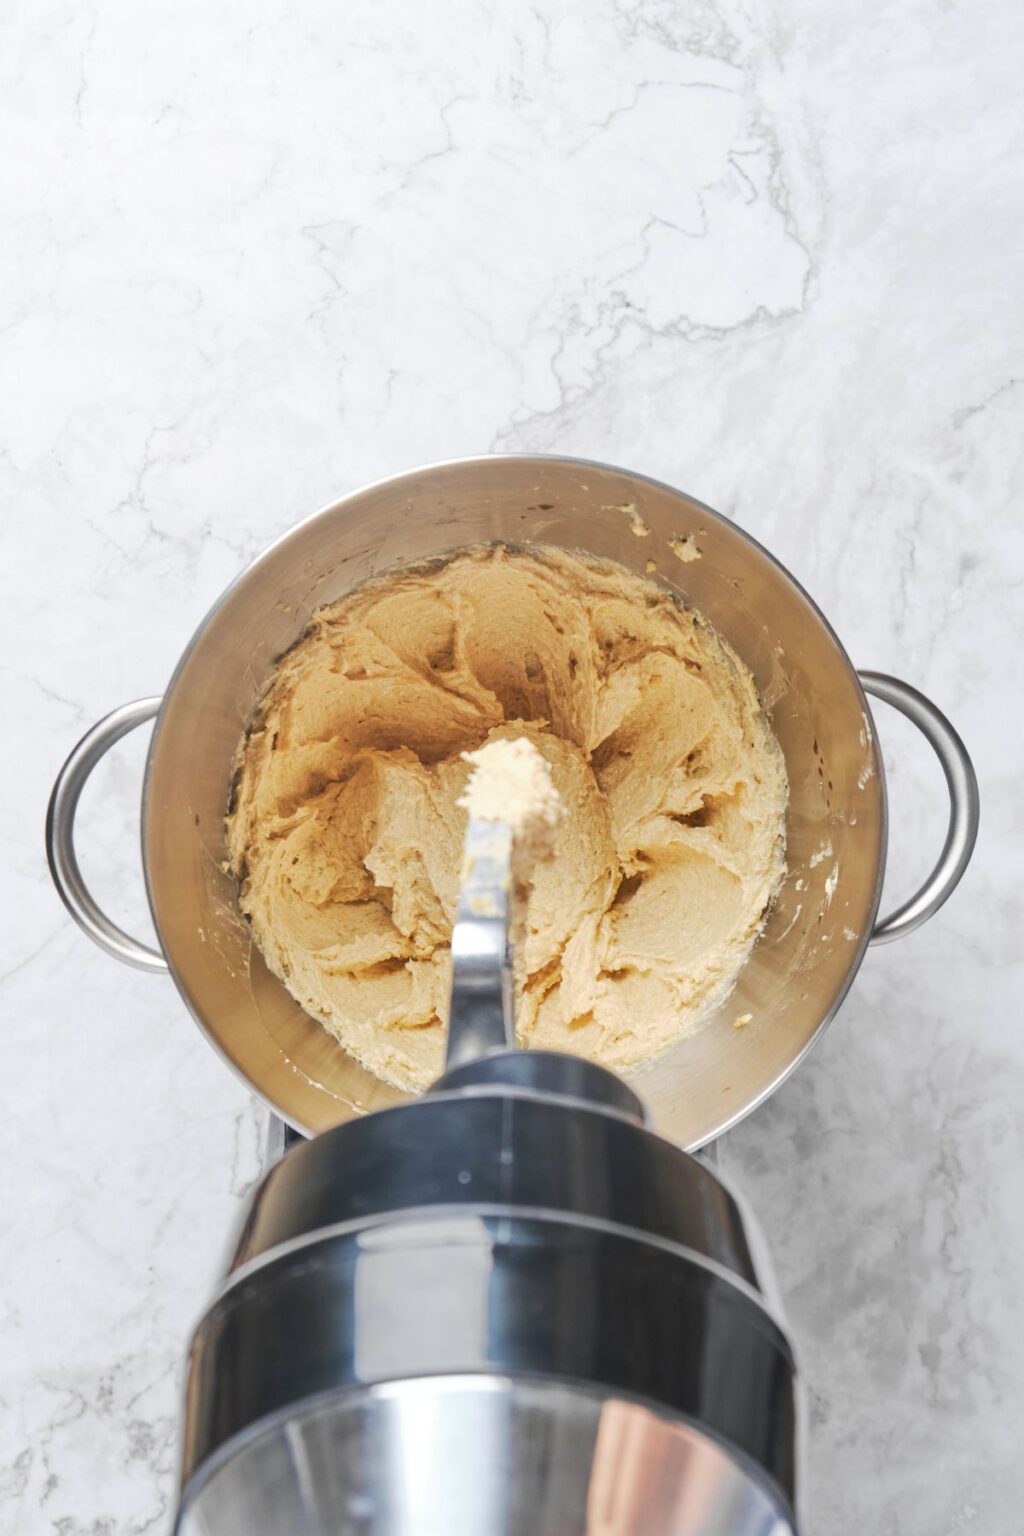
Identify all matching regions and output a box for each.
[226,544,787,1091]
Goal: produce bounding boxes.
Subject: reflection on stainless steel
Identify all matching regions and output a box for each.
[587,1396,790,1536]
[352,1215,494,1382]
[45,456,979,1144]
[177,1378,791,1536]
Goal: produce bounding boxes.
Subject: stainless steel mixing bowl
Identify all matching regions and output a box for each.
[47,457,978,1146]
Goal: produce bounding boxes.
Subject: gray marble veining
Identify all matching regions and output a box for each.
[1,0,1021,1531]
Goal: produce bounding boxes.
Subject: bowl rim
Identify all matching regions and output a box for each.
[141,452,887,1145]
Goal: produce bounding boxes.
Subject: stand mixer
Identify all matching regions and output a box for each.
[44,457,980,1536]
[173,758,801,1536]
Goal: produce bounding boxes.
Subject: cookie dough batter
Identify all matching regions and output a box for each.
[226,544,787,1091]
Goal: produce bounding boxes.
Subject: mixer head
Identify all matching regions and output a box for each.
[173,770,801,1535]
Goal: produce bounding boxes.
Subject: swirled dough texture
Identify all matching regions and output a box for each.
[226,544,787,1091]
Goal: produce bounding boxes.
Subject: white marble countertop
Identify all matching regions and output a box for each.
[2,1,1021,1531]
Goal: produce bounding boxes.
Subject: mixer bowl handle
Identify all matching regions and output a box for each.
[859,672,979,945]
[45,697,169,973]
